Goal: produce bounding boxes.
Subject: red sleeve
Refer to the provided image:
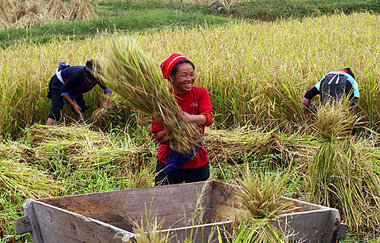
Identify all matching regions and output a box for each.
[197,87,213,126]
[151,117,164,140]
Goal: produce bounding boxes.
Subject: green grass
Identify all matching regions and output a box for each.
[1,0,379,48]
[0,1,228,48]
[226,0,380,21]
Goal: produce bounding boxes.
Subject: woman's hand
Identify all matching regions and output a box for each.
[72,103,82,115]
[156,127,172,143]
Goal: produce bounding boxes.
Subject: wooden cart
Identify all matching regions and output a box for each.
[15,180,346,242]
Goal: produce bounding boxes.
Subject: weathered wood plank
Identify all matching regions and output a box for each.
[32,201,134,243]
[15,216,31,234]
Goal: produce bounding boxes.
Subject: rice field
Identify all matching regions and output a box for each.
[0,8,379,243]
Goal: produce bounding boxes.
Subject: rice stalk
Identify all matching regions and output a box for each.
[47,0,68,20]
[313,98,359,140]
[99,37,201,154]
[309,138,380,234]
[131,203,170,243]
[66,0,96,21]
[0,159,60,198]
[232,167,296,242]
[16,0,49,28]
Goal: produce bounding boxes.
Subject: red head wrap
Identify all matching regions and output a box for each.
[160,53,189,80]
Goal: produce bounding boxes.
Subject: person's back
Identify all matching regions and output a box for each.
[303,67,359,119]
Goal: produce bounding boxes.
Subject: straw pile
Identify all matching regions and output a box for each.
[30,124,155,172]
[99,37,202,154]
[47,0,68,20]
[16,0,49,28]
[0,159,59,198]
[233,168,296,242]
[204,127,275,163]
[66,0,96,21]
[0,0,96,28]
[308,101,380,234]
[0,140,60,199]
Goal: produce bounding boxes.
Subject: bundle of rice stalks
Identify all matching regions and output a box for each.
[0,0,25,27]
[66,0,96,21]
[47,0,68,20]
[313,99,359,140]
[0,159,60,198]
[30,124,155,173]
[232,167,296,242]
[30,123,111,146]
[309,138,380,234]
[99,37,201,154]
[16,0,49,28]
[204,127,276,163]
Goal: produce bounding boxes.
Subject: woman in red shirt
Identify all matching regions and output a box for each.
[151,54,214,185]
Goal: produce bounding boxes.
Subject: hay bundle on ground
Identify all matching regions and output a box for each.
[204,127,278,163]
[0,0,25,27]
[309,102,380,234]
[0,159,60,198]
[30,124,155,172]
[232,168,296,242]
[16,0,49,28]
[47,0,68,20]
[99,37,202,154]
[66,0,96,21]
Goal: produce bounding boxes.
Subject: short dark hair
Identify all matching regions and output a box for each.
[169,59,195,79]
[344,67,356,80]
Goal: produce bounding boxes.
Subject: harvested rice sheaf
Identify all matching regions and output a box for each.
[100,37,201,154]
[0,159,60,198]
[30,124,155,172]
[66,0,96,21]
[233,169,297,242]
[47,0,68,20]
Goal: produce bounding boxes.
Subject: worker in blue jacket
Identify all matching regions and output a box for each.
[303,68,359,137]
[46,60,112,125]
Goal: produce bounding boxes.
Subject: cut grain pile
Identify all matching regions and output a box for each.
[66,0,96,21]
[0,0,96,28]
[47,0,68,20]
[30,124,155,172]
[0,141,60,199]
[309,101,380,235]
[99,37,202,154]
[16,0,49,28]
[204,127,276,163]
[232,168,297,242]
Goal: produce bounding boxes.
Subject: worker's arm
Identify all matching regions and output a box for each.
[303,86,319,120]
[63,95,81,115]
[102,93,111,109]
[303,98,311,120]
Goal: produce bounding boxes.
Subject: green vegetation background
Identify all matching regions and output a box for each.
[0,0,379,48]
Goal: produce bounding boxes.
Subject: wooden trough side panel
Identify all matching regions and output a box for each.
[162,221,232,243]
[208,181,246,222]
[275,209,336,243]
[32,201,135,243]
[38,182,214,231]
[22,199,44,243]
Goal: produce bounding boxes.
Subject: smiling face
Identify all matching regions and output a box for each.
[170,62,196,94]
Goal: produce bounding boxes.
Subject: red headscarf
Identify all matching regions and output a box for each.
[160,53,189,80]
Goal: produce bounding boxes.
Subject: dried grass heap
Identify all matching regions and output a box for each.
[99,37,202,154]
[66,0,96,21]
[47,0,68,20]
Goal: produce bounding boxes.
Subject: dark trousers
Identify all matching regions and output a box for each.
[47,76,86,120]
[155,160,210,186]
